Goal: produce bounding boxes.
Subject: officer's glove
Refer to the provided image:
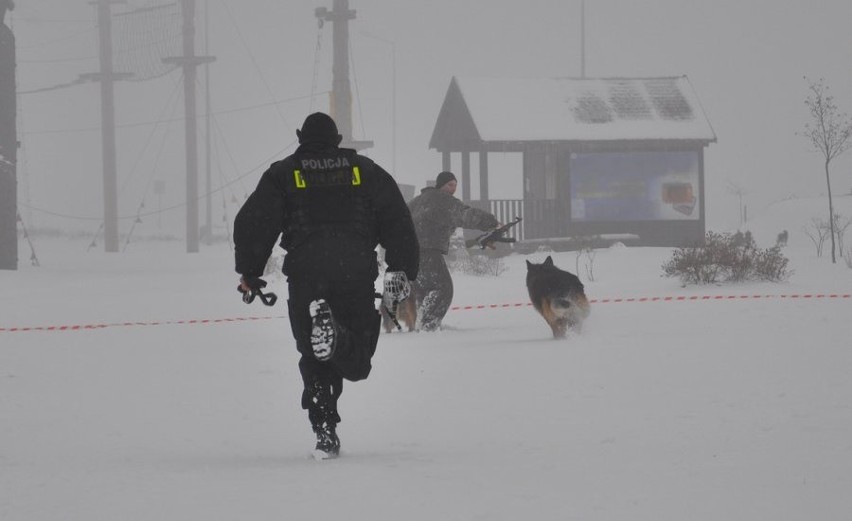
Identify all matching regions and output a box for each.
[238,275,267,304]
[382,271,411,312]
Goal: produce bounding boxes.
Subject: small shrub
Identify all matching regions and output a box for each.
[662,231,791,285]
[752,246,792,281]
[446,234,509,277]
[803,217,831,257]
[449,250,508,277]
[572,235,598,282]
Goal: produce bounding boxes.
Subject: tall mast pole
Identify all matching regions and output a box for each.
[315,0,371,151]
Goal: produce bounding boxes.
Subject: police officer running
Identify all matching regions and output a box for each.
[234,113,418,458]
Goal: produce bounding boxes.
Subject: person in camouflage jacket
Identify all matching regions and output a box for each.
[407,171,498,331]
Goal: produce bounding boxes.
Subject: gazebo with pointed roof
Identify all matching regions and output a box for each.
[429,75,716,246]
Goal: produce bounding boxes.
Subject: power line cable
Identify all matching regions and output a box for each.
[13,17,92,24]
[19,55,98,64]
[348,37,368,141]
[86,222,104,252]
[21,92,322,133]
[15,213,41,266]
[216,0,291,132]
[18,144,294,222]
[210,115,240,251]
[120,79,183,251]
[15,25,98,50]
[17,76,96,95]
[85,75,183,250]
[117,75,183,198]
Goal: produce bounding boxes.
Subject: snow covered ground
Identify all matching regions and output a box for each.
[2,202,851,520]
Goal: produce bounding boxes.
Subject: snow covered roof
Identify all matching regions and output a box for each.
[430,75,717,149]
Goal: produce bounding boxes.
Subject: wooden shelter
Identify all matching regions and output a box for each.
[429,75,716,246]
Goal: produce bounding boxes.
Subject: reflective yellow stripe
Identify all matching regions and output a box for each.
[352,166,361,186]
[294,170,306,188]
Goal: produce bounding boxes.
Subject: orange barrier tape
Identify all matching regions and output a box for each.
[450,293,851,311]
[0,315,286,333]
[1,294,848,334]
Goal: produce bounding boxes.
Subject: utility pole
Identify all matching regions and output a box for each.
[580,0,586,78]
[83,1,131,253]
[315,0,371,151]
[97,0,118,252]
[203,0,212,245]
[0,0,17,269]
[164,0,214,252]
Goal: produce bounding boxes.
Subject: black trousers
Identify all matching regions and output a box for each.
[287,280,381,428]
[413,248,453,331]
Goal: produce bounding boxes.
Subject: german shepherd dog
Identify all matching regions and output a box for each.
[380,287,417,333]
[526,256,591,338]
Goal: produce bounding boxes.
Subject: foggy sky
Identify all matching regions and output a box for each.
[9,0,852,238]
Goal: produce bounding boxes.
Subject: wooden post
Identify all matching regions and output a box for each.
[479,150,489,201]
[461,151,470,202]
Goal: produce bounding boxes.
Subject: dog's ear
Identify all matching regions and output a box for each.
[544,255,554,267]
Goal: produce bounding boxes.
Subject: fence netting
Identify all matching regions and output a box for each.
[113,1,182,81]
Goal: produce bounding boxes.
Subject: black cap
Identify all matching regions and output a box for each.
[435,171,457,189]
[296,112,341,145]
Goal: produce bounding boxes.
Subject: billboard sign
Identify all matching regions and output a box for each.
[569,151,700,221]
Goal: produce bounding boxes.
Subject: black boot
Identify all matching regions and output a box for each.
[309,299,337,361]
[307,379,341,459]
[313,422,340,459]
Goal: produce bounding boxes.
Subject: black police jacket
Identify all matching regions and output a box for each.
[234,143,419,284]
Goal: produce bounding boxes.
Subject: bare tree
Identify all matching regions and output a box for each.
[832,213,851,256]
[726,180,747,227]
[802,217,831,257]
[801,77,852,263]
[573,236,597,281]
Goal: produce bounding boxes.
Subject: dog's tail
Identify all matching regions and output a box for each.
[553,293,591,319]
